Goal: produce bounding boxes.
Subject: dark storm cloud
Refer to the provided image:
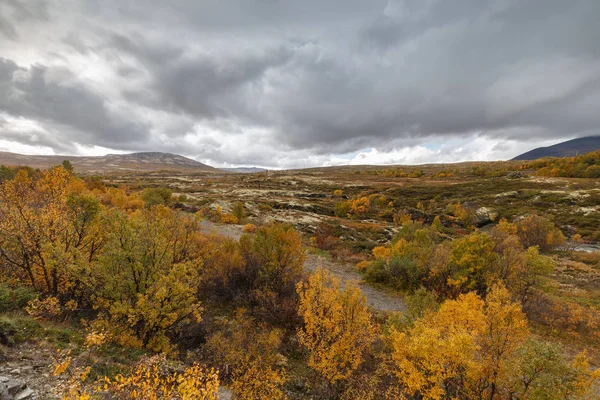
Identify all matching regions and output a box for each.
[1,0,599,166]
[112,34,293,121]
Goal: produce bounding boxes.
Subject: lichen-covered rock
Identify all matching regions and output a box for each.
[475,207,498,226]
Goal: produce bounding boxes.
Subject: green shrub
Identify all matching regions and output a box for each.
[0,284,37,312]
[364,257,425,291]
[141,187,172,207]
[386,256,425,290]
[364,261,388,284]
[0,316,42,346]
[232,201,247,222]
[334,201,350,217]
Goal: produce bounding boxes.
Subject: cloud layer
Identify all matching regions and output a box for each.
[1,0,599,168]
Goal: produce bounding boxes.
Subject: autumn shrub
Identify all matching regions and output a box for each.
[242,223,257,233]
[101,186,144,210]
[391,284,600,399]
[0,167,105,301]
[585,164,600,178]
[392,209,413,225]
[231,360,287,400]
[84,175,106,192]
[313,222,339,250]
[428,232,497,297]
[446,202,476,227]
[494,246,554,302]
[355,260,370,273]
[390,228,436,268]
[362,216,556,302]
[297,268,375,386]
[516,214,566,252]
[348,196,371,218]
[368,193,389,208]
[101,356,219,399]
[56,354,219,400]
[203,310,287,397]
[94,262,202,352]
[527,149,600,178]
[524,290,600,341]
[431,215,443,232]
[513,339,600,399]
[88,207,205,351]
[333,201,350,217]
[239,223,305,325]
[199,237,248,301]
[220,213,239,224]
[363,261,388,284]
[25,296,65,321]
[199,223,305,326]
[391,218,432,243]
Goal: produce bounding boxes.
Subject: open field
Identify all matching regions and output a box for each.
[106,164,600,241]
[1,158,599,398]
[104,163,600,357]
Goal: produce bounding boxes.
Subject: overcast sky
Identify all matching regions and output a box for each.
[1,0,599,168]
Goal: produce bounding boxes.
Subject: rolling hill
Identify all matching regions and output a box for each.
[512,136,600,160]
[0,151,218,174]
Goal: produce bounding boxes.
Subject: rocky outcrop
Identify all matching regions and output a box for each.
[0,376,36,400]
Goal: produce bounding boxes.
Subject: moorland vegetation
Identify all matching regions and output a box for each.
[0,158,598,399]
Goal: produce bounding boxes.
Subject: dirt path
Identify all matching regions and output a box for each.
[0,343,57,399]
[200,220,407,313]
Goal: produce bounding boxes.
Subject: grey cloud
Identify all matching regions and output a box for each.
[154,47,292,120]
[1,0,600,167]
[0,58,150,150]
[111,34,293,122]
[110,33,184,66]
[0,15,18,39]
[0,127,73,154]
[85,0,386,35]
[0,58,20,79]
[0,0,48,39]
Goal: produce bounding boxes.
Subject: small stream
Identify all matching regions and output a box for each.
[561,242,600,253]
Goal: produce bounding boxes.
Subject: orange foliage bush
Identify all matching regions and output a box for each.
[516,214,565,252]
[242,223,257,233]
[297,268,375,384]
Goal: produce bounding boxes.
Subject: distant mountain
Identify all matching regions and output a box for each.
[0,151,217,174]
[512,136,600,160]
[221,167,267,173]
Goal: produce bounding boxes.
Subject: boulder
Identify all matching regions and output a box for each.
[475,207,498,227]
[14,388,35,400]
[0,376,36,400]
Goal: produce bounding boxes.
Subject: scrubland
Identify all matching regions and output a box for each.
[0,152,599,399]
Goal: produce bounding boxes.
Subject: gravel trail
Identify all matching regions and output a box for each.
[200,220,407,313]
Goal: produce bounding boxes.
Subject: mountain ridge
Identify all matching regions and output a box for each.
[512,136,600,160]
[0,151,218,174]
